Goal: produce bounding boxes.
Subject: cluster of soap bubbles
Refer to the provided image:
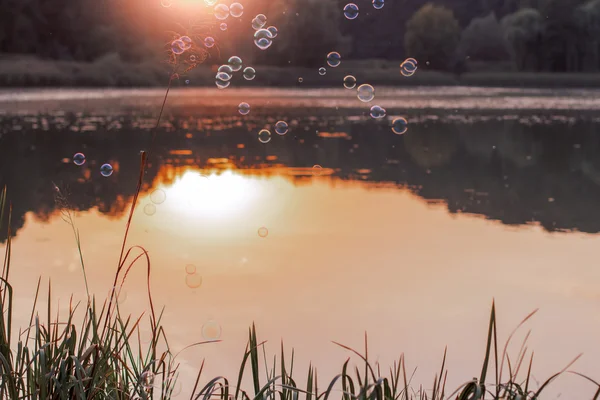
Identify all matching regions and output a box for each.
[370,105,386,119]
[171,35,192,55]
[215,56,257,88]
[252,14,278,50]
[185,264,203,289]
[257,121,288,143]
[144,188,167,216]
[401,58,418,77]
[73,153,114,177]
[214,2,243,20]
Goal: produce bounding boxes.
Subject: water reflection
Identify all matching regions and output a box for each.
[2,112,600,240]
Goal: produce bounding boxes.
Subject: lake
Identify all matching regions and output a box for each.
[1,86,600,398]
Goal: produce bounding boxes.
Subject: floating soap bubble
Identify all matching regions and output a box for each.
[400,59,418,76]
[298,77,303,83]
[267,26,278,38]
[373,0,384,9]
[204,0,217,5]
[258,227,269,237]
[343,3,359,19]
[190,54,197,63]
[100,163,113,177]
[238,102,251,115]
[275,121,289,135]
[161,0,172,7]
[252,14,267,30]
[327,52,341,67]
[202,320,222,340]
[215,77,231,89]
[357,84,375,102]
[220,22,227,30]
[218,64,233,75]
[230,2,244,17]
[312,165,323,176]
[243,66,256,80]
[370,105,386,119]
[171,39,186,55]
[144,204,156,216]
[150,189,166,204]
[258,129,271,143]
[254,29,273,50]
[228,56,243,71]
[109,286,127,305]
[185,273,202,289]
[319,67,326,76]
[343,75,356,89]
[180,36,192,50]
[204,37,215,48]
[185,264,196,274]
[216,71,232,81]
[141,371,155,390]
[391,117,408,135]
[214,4,229,20]
[185,79,190,84]
[73,152,86,166]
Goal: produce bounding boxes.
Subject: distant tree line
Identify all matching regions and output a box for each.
[0,0,599,72]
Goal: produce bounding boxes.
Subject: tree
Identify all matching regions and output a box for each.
[501,8,544,70]
[404,4,460,70]
[456,13,512,63]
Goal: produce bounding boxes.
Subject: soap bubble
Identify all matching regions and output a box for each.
[343,3,359,19]
[319,67,326,76]
[73,152,86,166]
[185,273,202,289]
[109,286,127,305]
[327,52,341,67]
[275,121,289,135]
[171,39,186,55]
[202,320,222,340]
[214,4,229,20]
[220,22,227,30]
[312,165,323,176]
[100,163,113,177]
[150,189,166,204]
[141,371,155,390]
[218,64,233,75]
[230,2,244,17]
[343,75,356,89]
[254,29,273,50]
[215,77,231,89]
[228,56,243,71]
[204,37,215,48]
[391,117,408,135]
[161,0,172,7]
[357,84,375,102]
[267,26,278,38]
[190,54,197,63]
[401,59,418,77]
[238,102,251,115]
[143,204,156,216]
[216,71,232,81]
[258,227,269,237]
[185,79,190,84]
[180,36,192,50]
[373,0,384,9]
[252,14,267,30]
[258,129,272,143]
[298,77,303,83]
[243,66,256,80]
[185,264,196,274]
[204,0,217,5]
[369,105,386,119]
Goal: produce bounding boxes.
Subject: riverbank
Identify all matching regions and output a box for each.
[2,54,600,89]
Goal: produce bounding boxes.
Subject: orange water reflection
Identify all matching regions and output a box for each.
[4,164,600,398]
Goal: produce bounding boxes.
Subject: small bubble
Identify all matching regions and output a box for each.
[185,273,203,289]
[258,227,269,237]
[275,121,289,135]
[228,56,243,71]
[327,52,341,67]
[230,2,244,17]
[202,319,222,340]
[204,37,215,48]
[357,84,375,102]
[141,371,155,390]
[267,26,278,38]
[373,0,384,9]
[343,75,356,89]
[319,67,326,76]
[150,189,166,204]
[238,102,250,115]
[258,129,272,143]
[369,105,386,119]
[73,152,86,166]
[343,3,359,19]
[243,66,256,80]
[220,22,228,30]
[312,165,323,176]
[298,77,303,83]
[185,79,190,84]
[190,54,197,63]
[144,204,157,216]
[100,163,113,177]
[185,264,196,274]
[391,117,408,135]
[214,4,229,20]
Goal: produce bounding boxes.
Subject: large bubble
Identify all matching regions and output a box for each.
[343,75,356,89]
[238,102,251,115]
[218,64,233,75]
[214,4,229,20]
[275,121,289,135]
[391,117,408,135]
[267,26,278,38]
[243,66,256,80]
[252,14,267,30]
[373,0,384,9]
[357,84,375,102]
[258,129,272,143]
[216,71,232,81]
[100,163,113,177]
[343,3,359,19]
[215,76,231,89]
[230,2,244,17]
[327,52,341,67]
[204,36,215,48]
[171,39,186,55]
[254,29,273,50]
[228,56,243,71]
[73,152,86,166]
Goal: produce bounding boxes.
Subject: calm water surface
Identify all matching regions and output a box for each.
[1,87,600,398]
